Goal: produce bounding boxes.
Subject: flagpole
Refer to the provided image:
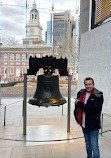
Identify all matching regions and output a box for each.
[51,1,54,56]
[25,0,28,72]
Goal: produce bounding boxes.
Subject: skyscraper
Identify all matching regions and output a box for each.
[47,11,74,46]
[46,10,75,66]
[53,11,74,46]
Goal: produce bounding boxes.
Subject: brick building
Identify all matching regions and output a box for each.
[0,45,51,82]
[0,0,51,82]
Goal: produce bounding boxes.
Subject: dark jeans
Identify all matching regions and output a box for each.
[82,128,100,158]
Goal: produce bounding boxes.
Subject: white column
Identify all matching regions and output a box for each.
[89,0,92,31]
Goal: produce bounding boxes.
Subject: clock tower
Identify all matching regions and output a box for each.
[23,0,43,45]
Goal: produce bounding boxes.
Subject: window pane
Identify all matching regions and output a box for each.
[4,54,7,61]
[16,54,20,61]
[10,54,14,61]
[36,54,40,58]
[10,67,14,74]
[96,0,111,23]
[22,54,26,61]
[16,67,20,76]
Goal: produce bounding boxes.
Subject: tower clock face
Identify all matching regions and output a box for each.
[29,28,34,35]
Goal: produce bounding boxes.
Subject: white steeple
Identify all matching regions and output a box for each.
[30,0,39,22]
[23,0,43,45]
[33,0,36,9]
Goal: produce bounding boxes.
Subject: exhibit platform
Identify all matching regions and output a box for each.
[0,97,111,158]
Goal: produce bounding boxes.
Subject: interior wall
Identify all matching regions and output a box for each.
[77,21,111,115]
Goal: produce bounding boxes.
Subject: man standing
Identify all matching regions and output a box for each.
[74,77,103,158]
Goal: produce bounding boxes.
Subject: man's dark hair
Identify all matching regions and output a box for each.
[84,77,94,85]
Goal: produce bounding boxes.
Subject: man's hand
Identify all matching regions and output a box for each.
[75,98,80,105]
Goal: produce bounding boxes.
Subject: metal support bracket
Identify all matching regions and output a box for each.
[23,73,27,135]
[67,75,72,132]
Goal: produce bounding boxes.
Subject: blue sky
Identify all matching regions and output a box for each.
[0,0,79,42]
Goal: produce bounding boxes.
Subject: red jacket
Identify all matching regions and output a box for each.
[74,88,104,130]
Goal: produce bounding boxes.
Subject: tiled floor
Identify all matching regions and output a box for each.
[0,97,111,158]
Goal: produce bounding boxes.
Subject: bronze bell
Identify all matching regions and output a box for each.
[28,74,66,107]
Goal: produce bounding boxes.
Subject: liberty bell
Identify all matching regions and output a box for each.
[27,56,68,107]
